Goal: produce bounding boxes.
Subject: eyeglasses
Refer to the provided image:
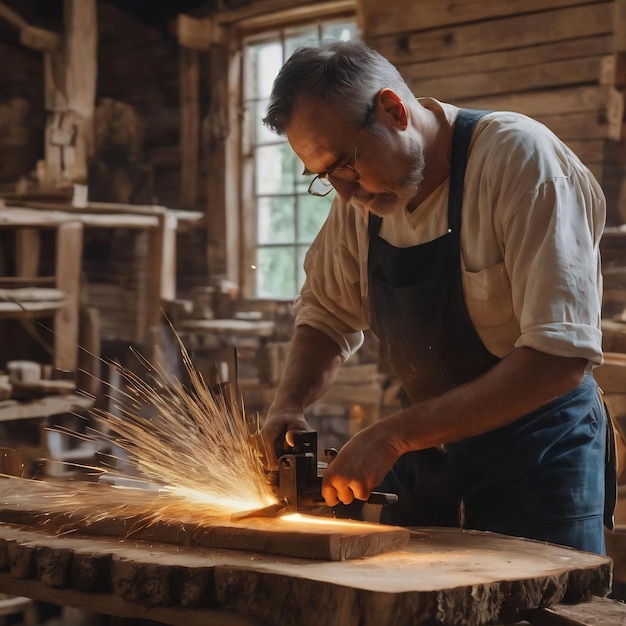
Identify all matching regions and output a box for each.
[306,105,375,197]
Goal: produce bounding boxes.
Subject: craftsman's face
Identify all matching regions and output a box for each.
[286,94,424,217]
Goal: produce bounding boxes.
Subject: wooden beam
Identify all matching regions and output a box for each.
[43,51,67,113]
[0,1,28,30]
[406,55,607,102]
[19,25,61,52]
[607,87,625,141]
[615,0,626,51]
[397,34,612,82]
[534,111,608,141]
[0,2,60,51]
[211,0,354,25]
[15,229,41,279]
[176,14,223,49]
[369,3,613,66]
[64,0,97,167]
[600,52,626,89]
[562,139,605,165]
[455,85,616,117]
[360,0,608,38]
[209,42,232,280]
[53,220,83,374]
[180,47,200,210]
[76,306,101,398]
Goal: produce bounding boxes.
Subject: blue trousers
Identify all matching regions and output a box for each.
[379,374,608,554]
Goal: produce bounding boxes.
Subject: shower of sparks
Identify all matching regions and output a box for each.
[0,330,279,529]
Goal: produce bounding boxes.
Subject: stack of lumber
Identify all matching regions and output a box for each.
[360,0,626,224]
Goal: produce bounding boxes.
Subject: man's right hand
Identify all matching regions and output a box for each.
[260,409,313,470]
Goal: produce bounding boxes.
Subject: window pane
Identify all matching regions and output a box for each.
[246,42,283,100]
[256,144,297,194]
[242,16,357,300]
[284,26,319,58]
[257,246,297,298]
[297,193,331,243]
[295,157,312,194]
[297,245,309,294]
[255,99,278,144]
[258,196,295,244]
[322,21,358,41]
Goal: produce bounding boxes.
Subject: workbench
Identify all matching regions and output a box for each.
[2,202,204,349]
[0,521,616,626]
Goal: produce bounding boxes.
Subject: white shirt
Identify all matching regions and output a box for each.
[294,99,606,369]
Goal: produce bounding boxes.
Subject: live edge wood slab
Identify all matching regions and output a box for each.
[0,523,611,626]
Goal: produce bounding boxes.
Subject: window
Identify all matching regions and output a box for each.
[241,19,358,299]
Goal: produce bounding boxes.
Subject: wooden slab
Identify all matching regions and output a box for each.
[0,479,409,561]
[4,512,411,562]
[0,524,610,626]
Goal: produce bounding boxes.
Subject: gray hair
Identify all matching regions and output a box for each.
[263,40,414,135]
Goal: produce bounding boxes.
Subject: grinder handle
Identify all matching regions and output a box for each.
[367,491,398,506]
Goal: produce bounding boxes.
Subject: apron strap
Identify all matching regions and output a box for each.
[447,109,491,235]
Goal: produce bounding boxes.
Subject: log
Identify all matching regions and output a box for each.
[360,0,607,38]
[456,85,615,118]
[407,55,607,102]
[0,524,610,626]
[536,111,609,141]
[369,4,612,66]
[400,34,612,82]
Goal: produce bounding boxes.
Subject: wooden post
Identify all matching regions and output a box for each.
[40,0,97,187]
[208,41,231,279]
[175,14,226,274]
[54,221,83,374]
[15,229,40,279]
[616,0,626,52]
[180,47,200,210]
[62,0,97,183]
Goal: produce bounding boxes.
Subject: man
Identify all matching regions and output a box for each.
[260,40,610,554]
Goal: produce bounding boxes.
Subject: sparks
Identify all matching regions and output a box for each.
[0,328,278,529]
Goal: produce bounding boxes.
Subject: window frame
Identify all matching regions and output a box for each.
[224,2,358,299]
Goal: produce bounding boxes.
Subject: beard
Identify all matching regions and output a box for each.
[358,138,425,217]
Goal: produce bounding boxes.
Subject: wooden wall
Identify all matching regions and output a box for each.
[93,3,209,292]
[359,0,626,225]
[0,2,52,189]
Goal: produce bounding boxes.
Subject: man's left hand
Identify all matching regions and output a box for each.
[321,424,404,506]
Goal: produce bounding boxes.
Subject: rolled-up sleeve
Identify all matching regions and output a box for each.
[293,197,367,361]
[503,170,605,366]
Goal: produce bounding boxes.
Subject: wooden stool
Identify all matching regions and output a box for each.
[0,593,37,625]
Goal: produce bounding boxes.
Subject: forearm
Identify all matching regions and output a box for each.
[381,346,588,455]
[269,324,344,415]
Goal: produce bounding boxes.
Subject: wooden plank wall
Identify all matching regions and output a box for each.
[359,0,626,225]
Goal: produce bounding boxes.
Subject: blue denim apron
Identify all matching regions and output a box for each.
[369,109,607,554]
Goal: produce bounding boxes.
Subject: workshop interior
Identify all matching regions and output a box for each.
[0,0,625,625]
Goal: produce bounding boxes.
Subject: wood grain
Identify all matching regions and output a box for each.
[369,4,612,66]
[0,507,410,562]
[0,524,610,626]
